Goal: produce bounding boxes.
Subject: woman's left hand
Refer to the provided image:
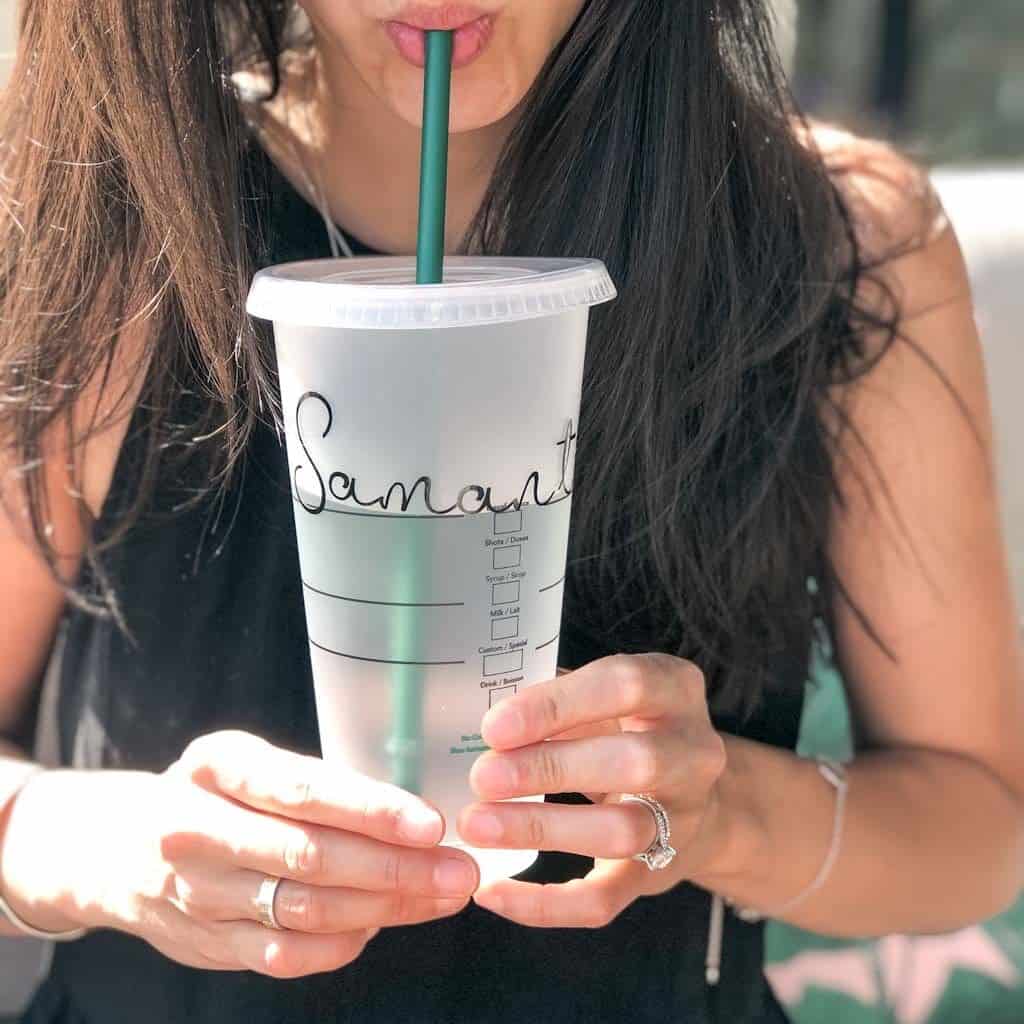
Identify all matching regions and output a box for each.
[458,653,729,927]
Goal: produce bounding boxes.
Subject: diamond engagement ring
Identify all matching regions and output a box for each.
[255,875,284,930]
[622,793,677,871]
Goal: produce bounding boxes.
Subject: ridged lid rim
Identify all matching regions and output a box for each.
[246,256,617,330]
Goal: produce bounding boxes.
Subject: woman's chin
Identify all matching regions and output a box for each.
[385,64,520,133]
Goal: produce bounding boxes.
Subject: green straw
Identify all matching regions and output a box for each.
[389,31,454,793]
[416,30,453,284]
[388,525,425,794]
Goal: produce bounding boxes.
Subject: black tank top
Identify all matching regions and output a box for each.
[24,143,800,1024]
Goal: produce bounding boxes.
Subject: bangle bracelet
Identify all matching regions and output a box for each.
[0,767,87,942]
[728,756,848,924]
[0,891,88,942]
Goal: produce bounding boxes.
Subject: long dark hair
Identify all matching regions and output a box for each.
[0,0,922,717]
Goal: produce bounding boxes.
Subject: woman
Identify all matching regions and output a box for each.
[0,1,1021,1021]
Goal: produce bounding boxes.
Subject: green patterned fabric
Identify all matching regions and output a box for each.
[766,651,1024,1022]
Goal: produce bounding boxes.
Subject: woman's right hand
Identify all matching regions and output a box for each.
[0,731,479,977]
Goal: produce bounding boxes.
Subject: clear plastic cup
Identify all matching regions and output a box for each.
[247,256,616,883]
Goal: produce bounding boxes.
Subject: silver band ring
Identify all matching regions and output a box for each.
[255,875,284,930]
[621,793,677,871]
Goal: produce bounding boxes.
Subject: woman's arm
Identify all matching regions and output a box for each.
[689,174,1024,936]
[0,313,147,935]
[459,155,1024,940]
[0,455,86,935]
[0,318,485,969]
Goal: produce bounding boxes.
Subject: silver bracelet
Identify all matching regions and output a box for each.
[729,756,848,924]
[0,891,88,942]
[0,767,88,942]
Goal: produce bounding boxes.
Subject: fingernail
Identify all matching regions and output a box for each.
[464,809,503,843]
[434,856,476,896]
[398,803,444,844]
[482,704,525,746]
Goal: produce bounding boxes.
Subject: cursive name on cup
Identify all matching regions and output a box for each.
[294,391,578,517]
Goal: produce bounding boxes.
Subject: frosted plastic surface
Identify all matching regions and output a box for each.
[250,257,615,882]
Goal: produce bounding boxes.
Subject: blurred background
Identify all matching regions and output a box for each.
[795,1,1023,162]
[773,4,1024,1024]
[0,1,1022,1022]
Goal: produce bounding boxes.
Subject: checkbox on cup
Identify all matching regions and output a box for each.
[493,509,523,535]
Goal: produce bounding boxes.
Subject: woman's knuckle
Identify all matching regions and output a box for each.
[621,675,649,714]
[178,732,255,789]
[284,831,325,881]
[279,778,316,815]
[220,729,259,750]
[524,811,547,849]
[381,802,406,839]
[183,730,240,766]
[540,691,563,732]
[380,850,404,891]
[357,788,403,839]
[610,655,647,710]
[350,787,375,833]
[607,653,634,677]
[535,746,565,792]
[177,740,215,783]
[700,733,728,784]
[179,734,213,767]
[681,660,707,699]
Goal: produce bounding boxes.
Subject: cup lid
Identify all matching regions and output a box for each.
[246,256,616,330]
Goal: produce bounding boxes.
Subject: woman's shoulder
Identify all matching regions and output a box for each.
[800,118,951,267]
[795,118,971,348]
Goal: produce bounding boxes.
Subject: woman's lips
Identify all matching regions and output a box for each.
[385,15,495,69]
